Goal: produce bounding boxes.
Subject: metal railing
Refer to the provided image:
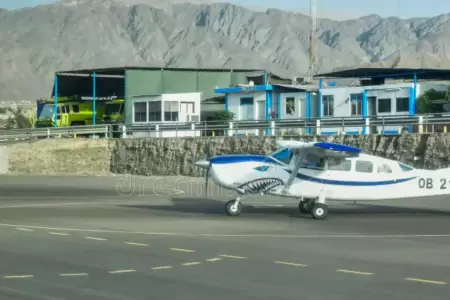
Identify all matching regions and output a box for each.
[1,114,450,142]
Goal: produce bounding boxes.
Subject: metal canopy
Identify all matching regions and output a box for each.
[314,68,450,80]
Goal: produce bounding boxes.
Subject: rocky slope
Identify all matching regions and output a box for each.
[1,0,450,100]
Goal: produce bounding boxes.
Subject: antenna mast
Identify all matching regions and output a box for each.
[308,0,317,83]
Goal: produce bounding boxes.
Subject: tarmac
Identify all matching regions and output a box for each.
[1,174,450,300]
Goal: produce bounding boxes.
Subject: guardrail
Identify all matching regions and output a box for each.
[0,114,449,142]
[0,125,109,143]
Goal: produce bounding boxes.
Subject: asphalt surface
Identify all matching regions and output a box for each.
[1,174,450,300]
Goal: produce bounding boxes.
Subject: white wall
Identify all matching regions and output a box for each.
[227,91,266,121]
[131,93,201,124]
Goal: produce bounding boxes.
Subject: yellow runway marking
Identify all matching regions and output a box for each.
[151,266,173,270]
[170,248,195,253]
[405,278,447,285]
[125,242,149,247]
[84,237,108,241]
[59,273,88,277]
[274,261,308,267]
[49,232,70,236]
[218,254,247,259]
[16,228,33,231]
[108,270,136,274]
[205,258,223,262]
[3,275,34,279]
[182,262,201,266]
[337,269,373,276]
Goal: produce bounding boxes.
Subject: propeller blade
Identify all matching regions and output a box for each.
[205,163,210,196]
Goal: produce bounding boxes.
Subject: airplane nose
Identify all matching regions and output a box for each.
[195,160,210,170]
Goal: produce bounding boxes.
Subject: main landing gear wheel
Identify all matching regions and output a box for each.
[225,199,243,216]
[298,201,311,214]
[311,203,328,220]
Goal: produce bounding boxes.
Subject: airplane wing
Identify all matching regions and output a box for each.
[278,140,362,193]
[276,140,361,158]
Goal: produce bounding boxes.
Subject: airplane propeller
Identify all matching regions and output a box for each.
[194,159,211,197]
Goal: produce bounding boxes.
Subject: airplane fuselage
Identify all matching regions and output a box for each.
[206,154,450,202]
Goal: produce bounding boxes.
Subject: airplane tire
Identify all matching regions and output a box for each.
[298,202,310,214]
[225,199,242,217]
[311,203,328,220]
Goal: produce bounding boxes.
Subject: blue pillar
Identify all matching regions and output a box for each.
[362,90,367,134]
[277,93,281,119]
[306,91,311,134]
[53,74,58,128]
[266,90,272,120]
[318,79,323,118]
[412,73,417,115]
[225,94,229,111]
[92,72,97,125]
[266,90,272,135]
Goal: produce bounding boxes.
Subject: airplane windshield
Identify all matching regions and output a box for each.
[270,148,293,165]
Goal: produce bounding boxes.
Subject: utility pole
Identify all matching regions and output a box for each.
[308,0,317,83]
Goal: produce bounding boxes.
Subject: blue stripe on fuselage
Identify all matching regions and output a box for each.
[287,171,417,186]
[209,155,285,166]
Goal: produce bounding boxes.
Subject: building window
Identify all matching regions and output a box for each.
[377,98,391,113]
[396,97,409,112]
[350,94,362,116]
[285,97,295,116]
[240,97,254,120]
[164,101,179,121]
[148,101,161,122]
[72,105,80,113]
[355,160,373,173]
[322,95,334,117]
[134,102,147,122]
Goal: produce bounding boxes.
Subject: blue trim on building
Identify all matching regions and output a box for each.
[306,92,311,134]
[362,90,367,134]
[277,93,281,119]
[383,130,400,135]
[53,75,58,127]
[215,85,273,94]
[92,72,97,126]
[318,79,323,118]
[412,73,417,115]
[266,91,272,120]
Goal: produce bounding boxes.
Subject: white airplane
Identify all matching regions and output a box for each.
[195,140,450,220]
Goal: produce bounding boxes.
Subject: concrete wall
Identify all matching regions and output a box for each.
[6,139,110,175]
[4,134,450,177]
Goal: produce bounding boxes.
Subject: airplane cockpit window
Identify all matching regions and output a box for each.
[398,162,414,172]
[270,148,293,165]
[328,157,352,171]
[301,153,325,171]
[355,160,374,173]
[377,163,392,173]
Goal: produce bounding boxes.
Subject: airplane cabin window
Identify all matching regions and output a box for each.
[328,158,351,171]
[271,148,293,165]
[301,153,325,170]
[377,163,392,173]
[355,160,374,173]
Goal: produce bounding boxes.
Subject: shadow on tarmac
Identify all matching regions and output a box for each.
[120,197,450,220]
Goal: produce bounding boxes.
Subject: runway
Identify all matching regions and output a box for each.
[1,175,450,300]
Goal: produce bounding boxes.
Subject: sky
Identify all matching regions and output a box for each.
[1,0,450,20]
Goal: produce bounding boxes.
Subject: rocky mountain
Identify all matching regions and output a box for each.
[1,0,450,101]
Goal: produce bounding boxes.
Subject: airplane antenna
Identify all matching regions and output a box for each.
[308,0,317,83]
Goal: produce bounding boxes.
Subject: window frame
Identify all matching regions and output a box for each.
[355,160,374,173]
